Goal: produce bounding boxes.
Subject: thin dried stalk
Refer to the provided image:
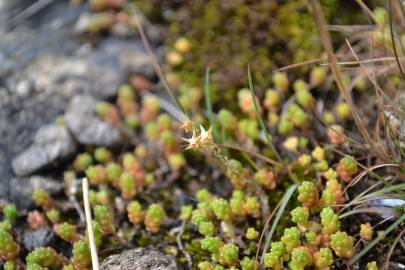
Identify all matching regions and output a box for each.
[355,0,382,28]
[82,177,100,270]
[309,0,389,162]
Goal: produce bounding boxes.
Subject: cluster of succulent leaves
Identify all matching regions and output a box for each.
[1,61,387,269]
[1,1,401,269]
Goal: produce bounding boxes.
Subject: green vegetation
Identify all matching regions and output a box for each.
[1,0,402,269]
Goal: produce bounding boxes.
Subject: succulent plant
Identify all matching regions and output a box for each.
[191,208,210,226]
[226,159,247,189]
[254,169,277,190]
[106,162,122,185]
[367,261,378,270]
[327,125,345,145]
[0,229,19,260]
[238,89,257,117]
[330,231,355,259]
[26,247,62,269]
[298,181,319,208]
[127,200,144,225]
[335,102,351,120]
[281,227,301,253]
[144,204,165,233]
[72,240,91,270]
[140,95,160,122]
[245,227,259,240]
[293,79,309,93]
[360,223,373,241]
[243,196,261,218]
[291,206,310,227]
[313,248,333,269]
[32,189,53,210]
[304,231,319,246]
[118,172,137,199]
[201,236,222,254]
[54,222,78,243]
[218,243,239,266]
[174,37,192,53]
[94,147,113,163]
[320,207,340,234]
[3,261,15,270]
[94,205,116,234]
[289,246,313,270]
[2,204,18,224]
[229,190,245,217]
[337,155,358,182]
[310,66,326,86]
[179,205,193,221]
[264,249,282,270]
[198,221,215,237]
[168,153,186,171]
[0,220,12,232]
[321,178,344,206]
[85,165,108,185]
[46,208,61,224]
[264,89,281,110]
[296,89,314,110]
[311,146,325,161]
[73,153,93,172]
[88,221,103,248]
[272,72,289,92]
[240,256,259,270]
[211,198,230,221]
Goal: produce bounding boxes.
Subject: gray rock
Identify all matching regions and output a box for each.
[11,124,77,176]
[64,95,122,146]
[22,228,57,251]
[87,53,126,99]
[118,43,156,80]
[16,79,34,98]
[9,175,64,209]
[100,248,177,270]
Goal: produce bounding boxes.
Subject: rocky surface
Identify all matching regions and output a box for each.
[22,227,58,251]
[12,123,77,176]
[100,248,177,270]
[9,175,64,209]
[0,0,161,201]
[64,95,123,146]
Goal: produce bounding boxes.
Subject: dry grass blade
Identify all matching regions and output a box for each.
[354,0,382,28]
[216,144,282,167]
[205,67,218,140]
[132,15,187,118]
[389,0,405,81]
[343,163,399,193]
[309,0,388,161]
[348,213,405,265]
[327,56,405,66]
[275,57,324,72]
[82,177,100,270]
[384,229,404,269]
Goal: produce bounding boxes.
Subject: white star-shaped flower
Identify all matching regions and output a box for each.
[199,125,213,145]
[182,130,200,150]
